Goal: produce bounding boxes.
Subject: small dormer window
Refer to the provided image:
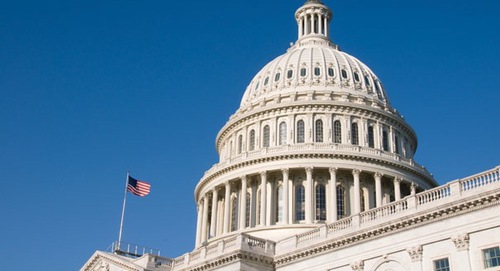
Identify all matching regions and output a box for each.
[275,73,281,82]
[364,75,370,86]
[328,67,334,77]
[264,77,269,86]
[354,72,360,82]
[287,69,293,79]
[341,69,348,79]
[314,67,321,76]
[300,67,307,77]
[255,82,259,90]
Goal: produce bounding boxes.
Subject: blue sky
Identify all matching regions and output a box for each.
[0,0,498,270]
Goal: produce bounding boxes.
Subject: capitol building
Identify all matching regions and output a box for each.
[82,1,500,270]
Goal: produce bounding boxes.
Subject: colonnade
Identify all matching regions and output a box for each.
[297,10,330,38]
[195,167,416,246]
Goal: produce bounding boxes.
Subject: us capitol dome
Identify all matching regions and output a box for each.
[82,1,500,270]
[194,0,436,245]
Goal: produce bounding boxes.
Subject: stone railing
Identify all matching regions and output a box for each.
[275,166,500,255]
[172,233,275,269]
[460,166,500,191]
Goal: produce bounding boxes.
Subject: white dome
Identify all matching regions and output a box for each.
[240,44,390,110]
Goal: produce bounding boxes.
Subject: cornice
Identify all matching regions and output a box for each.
[184,250,274,271]
[273,190,500,267]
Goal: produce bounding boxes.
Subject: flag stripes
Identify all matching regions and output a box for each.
[127,175,151,197]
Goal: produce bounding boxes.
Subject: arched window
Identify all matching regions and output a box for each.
[276,185,283,223]
[230,194,238,231]
[334,120,342,143]
[382,130,389,151]
[246,192,251,227]
[395,135,400,155]
[263,125,270,147]
[297,120,305,143]
[337,186,346,219]
[368,126,375,148]
[295,185,305,221]
[316,184,326,221]
[315,119,323,142]
[249,130,255,151]
[238,134,243,154]
[279,122,287,145]
[287,69,293,79]
[351,123,359,145]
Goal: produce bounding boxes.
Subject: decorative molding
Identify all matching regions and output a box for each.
[350,260,364,271]
[451,233,470,251]
[406,245,423,262]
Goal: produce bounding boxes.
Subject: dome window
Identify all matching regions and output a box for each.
[300,67,307,77]
[264,77,269,86]
[255,82,259,90]
[314,67,321,76]
[354,72,360,82]
[328,67,334,77]
[275,73,281,82]
[341,69,348,79]
[287,69,293,79]
[364,76,371,86]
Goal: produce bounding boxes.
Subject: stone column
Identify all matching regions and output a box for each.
[318,14,323,35]
[394,177,401,201]
[328,167,337,222]
[223,182,231,234]
[282,168,290,224]
[195,201,202,246]
[305,167,314,223]
[451,233,471,269]
[260,171,268,226]
[324,16,328,36]
[374,172,383,207]
[353,169,361,214]
[250,182,257,227]
[239,176,247,230]
[411,182,417,196]
[201,195,209,242]
[210,188,218,238]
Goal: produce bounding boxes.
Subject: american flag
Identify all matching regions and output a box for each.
[127,175,151,197]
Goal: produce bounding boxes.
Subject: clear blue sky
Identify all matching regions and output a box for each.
[0,0,498,270]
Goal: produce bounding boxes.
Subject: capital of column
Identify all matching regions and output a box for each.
[352,169,361,176]
[452,233,470,251]
[281,168,289,175]
[350,260,364,271]
[374,172,383,179]
[240,175,247,182]
[329,167,337,174]
[406,245,423,262]
[394,177,402,184]
[305,166,314,174]
[260,171,267,178]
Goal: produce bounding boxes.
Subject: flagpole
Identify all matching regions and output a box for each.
[117,171,129,252]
